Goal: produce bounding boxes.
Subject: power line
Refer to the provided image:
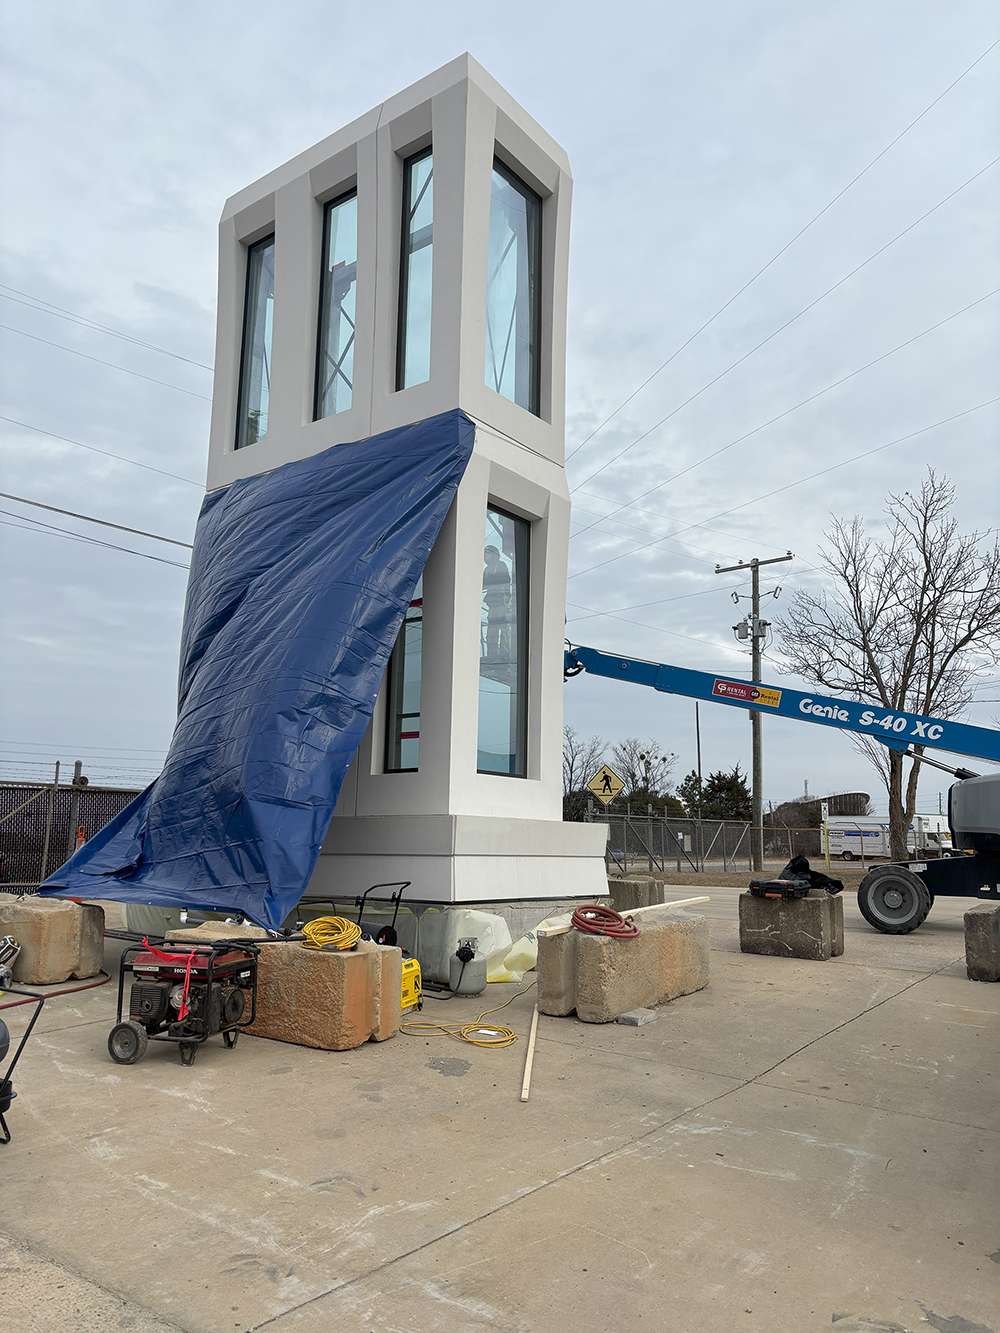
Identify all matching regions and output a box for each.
[0,740,168,753]
[570,285,1000,542]
[570,155,1000,494]
[0,324,212,401]
[568,395,1000,581]
[0,414,203,487]
[1,515,191,570]
[0,284,214,371]
[564,36,1000,464]
[0,492,194,548]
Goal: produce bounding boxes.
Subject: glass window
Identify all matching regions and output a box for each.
[396,149,433,389]
[484,161,541,415]
[478,507,529,776]
[384,579,423,772]
[314,191,358,419]
[235,235,275,449]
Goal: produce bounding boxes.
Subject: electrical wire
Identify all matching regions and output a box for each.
[570,155,1000,494]
[300,916,362,951]
[0,492,194,548]
[400,980,536,1049]
[565,36,1000,464]
[0,414,203,487]
[0,514,190,570]
[0,324,212,401]
[0,285,214,372]
[570,285,1000,541]
[568,396,1000,582]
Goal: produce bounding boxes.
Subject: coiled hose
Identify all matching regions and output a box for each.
[571,904,639,938]
[300,916,362,951]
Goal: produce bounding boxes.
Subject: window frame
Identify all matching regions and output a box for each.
[485,158,543,418]
[477,502,530,779]
[395,146,433,392]
[234,233,275,450]
[313,187,359,422]
[383,588,424,774]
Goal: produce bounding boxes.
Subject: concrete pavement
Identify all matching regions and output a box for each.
[1,886,997,1332]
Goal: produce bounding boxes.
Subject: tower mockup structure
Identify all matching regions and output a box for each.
[206,55,607,903]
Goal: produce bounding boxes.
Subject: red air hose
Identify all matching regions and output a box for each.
[571,904,639,938]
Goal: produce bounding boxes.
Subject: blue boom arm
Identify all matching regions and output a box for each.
[564,644,1000,766]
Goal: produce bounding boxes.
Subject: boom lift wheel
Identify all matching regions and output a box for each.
[857,865,932,934]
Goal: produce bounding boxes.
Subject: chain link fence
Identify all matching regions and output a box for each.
[0,779,142,889]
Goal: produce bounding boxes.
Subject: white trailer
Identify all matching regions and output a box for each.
[825,815,952,861]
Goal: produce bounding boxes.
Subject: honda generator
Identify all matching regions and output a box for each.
[108,939,258,1067]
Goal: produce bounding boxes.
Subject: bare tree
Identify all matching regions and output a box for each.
[778,470,1000,859]
[610,737,677,802]
[562,725,606,797]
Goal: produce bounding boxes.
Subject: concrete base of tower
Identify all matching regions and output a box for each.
[312,814,609,904]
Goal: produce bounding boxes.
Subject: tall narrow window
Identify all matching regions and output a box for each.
[477,507,529,776]
[314,191,358,419]
[484,161,541,415]
[235,235,275,448]
[384,579,423,772]
[396,149,433,389]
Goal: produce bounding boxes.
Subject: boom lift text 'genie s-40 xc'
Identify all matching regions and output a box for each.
[564,643,1000,936]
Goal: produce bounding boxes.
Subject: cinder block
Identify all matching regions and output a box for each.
[616,1007,658,1026]
[964,903,1000,982]
[246,939,401,1050]
[166,921,270,943]
[538,908,709,1023]
[739,891,844,961]
[0,897,104,984]
[608,878,665,912]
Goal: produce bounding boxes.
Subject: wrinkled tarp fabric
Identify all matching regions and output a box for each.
[40,410,474,929]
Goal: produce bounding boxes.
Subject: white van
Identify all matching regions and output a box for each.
[826,815,952,861]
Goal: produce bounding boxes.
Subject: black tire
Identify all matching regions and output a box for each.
[840,850,855,861]
[857,865,932,934]
[179,1042,198,1066]
[108,1020,148,1065]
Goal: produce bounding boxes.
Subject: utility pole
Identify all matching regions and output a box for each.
[715,551,794,871]
[694,702,703,870]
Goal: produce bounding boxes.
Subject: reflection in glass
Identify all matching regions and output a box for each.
[314,192,358,419]
[478,507,529,776]
[236,235,275,448]
[385,579,423,771]
[484,162,541,415]
[397,150,433,389]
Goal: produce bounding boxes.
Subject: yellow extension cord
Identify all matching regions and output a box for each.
[400,980,537,1050]
[300,915,362,951]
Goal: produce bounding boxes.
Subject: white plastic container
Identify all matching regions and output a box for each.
[414,909,512,984]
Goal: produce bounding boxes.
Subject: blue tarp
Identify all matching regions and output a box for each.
[40,410,474,929]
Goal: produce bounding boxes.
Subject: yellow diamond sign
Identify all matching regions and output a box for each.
[587,763,625,807]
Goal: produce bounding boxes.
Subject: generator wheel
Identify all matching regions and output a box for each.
[108,1021,148,1065]
[857,865,932,934]
[223,1028,239,1049]
[179,1041,198,1067]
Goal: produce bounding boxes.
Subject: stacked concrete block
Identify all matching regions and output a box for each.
[538,907,709,1023]
[0,897,104,984]
[246,939,402,1050]
[964,903,1000,982]
[738,891,844,961]
[608,878,666,913]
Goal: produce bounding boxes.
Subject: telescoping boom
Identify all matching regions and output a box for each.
[563,644,1000,766]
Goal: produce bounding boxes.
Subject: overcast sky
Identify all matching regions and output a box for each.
[2,1,998,813]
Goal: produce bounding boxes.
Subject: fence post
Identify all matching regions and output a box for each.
[38,760,60,881]
[721,822,728,872]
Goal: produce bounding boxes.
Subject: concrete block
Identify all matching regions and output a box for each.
[616,1007,658,1026]
[608,878,665,913]
[166,921,270,943]
[246,939,400,1050]
[538,907,709,1023]
[739,891,844,961]
[0,897,104,984]
[964,903,1000,982]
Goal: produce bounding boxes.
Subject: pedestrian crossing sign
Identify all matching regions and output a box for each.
[586,763,625,806]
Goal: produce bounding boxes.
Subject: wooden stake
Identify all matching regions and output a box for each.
[520,1005,539,1102]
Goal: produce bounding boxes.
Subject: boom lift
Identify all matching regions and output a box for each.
[564,643,1000,935]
